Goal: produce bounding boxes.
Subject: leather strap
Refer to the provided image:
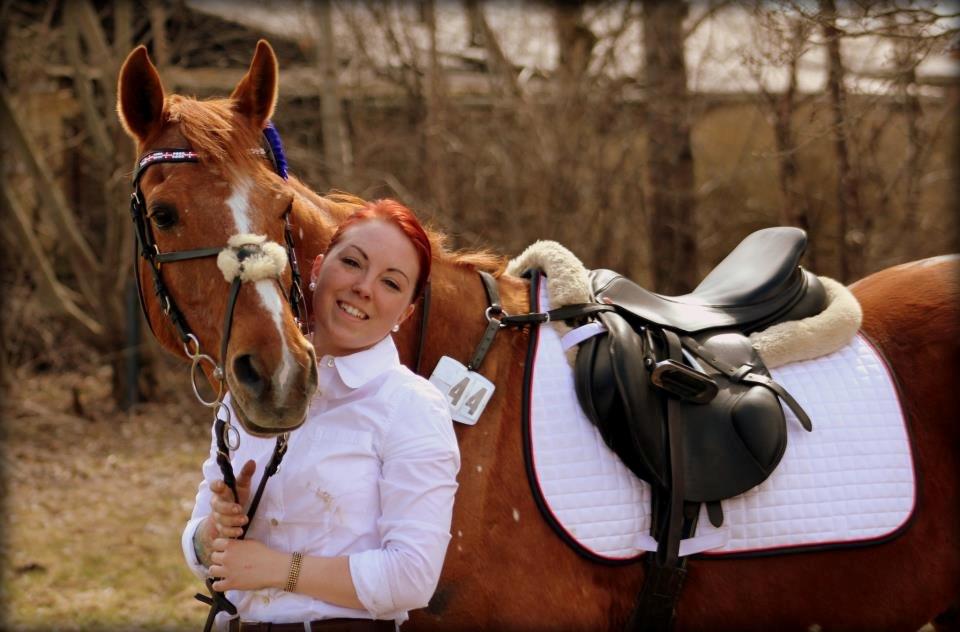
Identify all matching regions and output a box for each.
[467,271,502,371]
[680,335,813,431]
[229,618,395,632]
[499,302,614,326]
[626,330,693,632]
[197,432,289,631]
[414,280,431,375]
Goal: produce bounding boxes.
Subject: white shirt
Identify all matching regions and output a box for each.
[181,335,460,628]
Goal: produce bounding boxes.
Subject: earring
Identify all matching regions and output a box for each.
[392,324,400,333]
[309,281,316,291]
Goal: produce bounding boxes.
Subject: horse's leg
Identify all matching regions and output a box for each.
[664,258,960,631]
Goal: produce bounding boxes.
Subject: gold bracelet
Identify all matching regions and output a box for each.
[283,551,303,592]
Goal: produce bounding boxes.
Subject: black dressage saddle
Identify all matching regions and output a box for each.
[569,227,825,631]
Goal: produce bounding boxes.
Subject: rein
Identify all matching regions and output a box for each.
[128,129,303,631]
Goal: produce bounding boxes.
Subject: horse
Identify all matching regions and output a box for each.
[117,41,960,631]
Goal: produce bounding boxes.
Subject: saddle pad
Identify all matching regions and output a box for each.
[524,280,916,562]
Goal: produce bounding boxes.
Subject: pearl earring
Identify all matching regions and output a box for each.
[309,281,316,291]
[392,324,400,333]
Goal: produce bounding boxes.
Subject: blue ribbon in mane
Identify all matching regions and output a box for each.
[263,120,289,180]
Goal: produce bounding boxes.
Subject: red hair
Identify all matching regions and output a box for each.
[327,199,432,300]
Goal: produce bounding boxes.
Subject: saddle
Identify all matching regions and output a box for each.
[570,227,825,631]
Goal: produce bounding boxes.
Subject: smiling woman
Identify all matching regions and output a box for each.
[185,199,460,632]
[310,199,433,358]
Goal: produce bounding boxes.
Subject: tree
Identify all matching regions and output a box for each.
[642,0,697,294]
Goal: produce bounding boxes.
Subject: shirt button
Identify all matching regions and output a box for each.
[326,358,334,368]
[270,518,279,526]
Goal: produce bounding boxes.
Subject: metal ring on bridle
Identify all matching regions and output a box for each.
[485,305,509,327]
[191,353,225,407]
[183,333,202,359]
[215,402,241,450]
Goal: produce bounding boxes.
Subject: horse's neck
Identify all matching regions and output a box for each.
[287,177,340,256]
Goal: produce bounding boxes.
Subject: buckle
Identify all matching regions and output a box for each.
[650,359,718,404]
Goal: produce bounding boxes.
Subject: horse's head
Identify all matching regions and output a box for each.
[117,40,317,435]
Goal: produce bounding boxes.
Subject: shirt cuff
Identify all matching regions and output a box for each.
[181,516,210,581]
[349,549,392,618]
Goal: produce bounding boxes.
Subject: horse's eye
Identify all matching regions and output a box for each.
[148,203,178,229]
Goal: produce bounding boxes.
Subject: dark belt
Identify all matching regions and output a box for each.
[228,618,394,632]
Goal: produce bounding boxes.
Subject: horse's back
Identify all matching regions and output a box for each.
[853,254,959,346]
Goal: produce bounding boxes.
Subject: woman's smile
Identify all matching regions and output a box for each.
[337,300,369,320]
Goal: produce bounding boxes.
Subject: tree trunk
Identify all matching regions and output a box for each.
[315,0,352,181]
[423,0,450,220]
[642,0,697,294]
[772,20,816,269]
[820,0,864,281]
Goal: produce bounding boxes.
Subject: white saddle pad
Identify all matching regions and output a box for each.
[525,281,916,561]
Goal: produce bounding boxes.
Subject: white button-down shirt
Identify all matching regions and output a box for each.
[181,335,460,628]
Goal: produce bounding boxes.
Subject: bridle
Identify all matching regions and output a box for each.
[128,131,305,629]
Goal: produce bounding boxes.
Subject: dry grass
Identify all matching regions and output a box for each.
[2,364,214,631]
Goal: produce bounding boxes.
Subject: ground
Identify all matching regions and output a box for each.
[2,363,214,631]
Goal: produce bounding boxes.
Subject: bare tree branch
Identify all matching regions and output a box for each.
[465,0,523,102]
[0,85,99,277]
[0,185,104,337]
[63,7,114,158]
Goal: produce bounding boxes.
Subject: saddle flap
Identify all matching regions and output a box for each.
[679,333,788,502]
[574,311,669,488]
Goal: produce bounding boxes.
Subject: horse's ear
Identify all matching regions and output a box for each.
[231,39,278,129]
[117,45,166,142]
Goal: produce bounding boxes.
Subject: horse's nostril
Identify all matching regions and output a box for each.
[233,354,266,397]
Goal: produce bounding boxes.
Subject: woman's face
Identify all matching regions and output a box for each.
[310,220,419,358]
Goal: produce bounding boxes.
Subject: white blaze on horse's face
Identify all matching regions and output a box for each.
[225,175,299,413]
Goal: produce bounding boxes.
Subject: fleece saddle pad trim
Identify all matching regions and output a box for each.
[521,273,917,564]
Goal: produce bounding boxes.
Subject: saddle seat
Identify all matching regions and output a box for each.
[592,227,826,333]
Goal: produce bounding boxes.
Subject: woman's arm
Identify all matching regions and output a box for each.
[348,384,460,617]
[209,540,364,610]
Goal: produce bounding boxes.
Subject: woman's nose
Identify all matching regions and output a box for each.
[352,275,373,298]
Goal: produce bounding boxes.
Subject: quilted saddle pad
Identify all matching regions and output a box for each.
[522,279,916,562]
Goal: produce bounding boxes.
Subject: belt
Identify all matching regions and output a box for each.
[228,618,394,632]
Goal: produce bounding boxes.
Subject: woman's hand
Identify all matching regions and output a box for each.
[208,459,257,539]
[194,459,256,566]
[208,538,287,592]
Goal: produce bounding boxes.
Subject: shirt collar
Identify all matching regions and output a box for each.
[331,335,401,389]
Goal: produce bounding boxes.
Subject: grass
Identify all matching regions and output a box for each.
[2,364,215,631]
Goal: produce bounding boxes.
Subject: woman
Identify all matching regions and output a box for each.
[182,199,460,631]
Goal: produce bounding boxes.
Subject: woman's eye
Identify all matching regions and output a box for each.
[148,204,178,229]
[341,256,360,268]
[383,279,401,291]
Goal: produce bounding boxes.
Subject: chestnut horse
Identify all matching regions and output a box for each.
[118,41,960,631]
